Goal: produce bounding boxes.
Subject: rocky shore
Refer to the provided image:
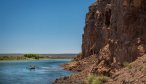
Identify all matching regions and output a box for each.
[54,55,146,84]
[53,0,146,84]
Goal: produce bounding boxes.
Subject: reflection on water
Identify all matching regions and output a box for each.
[0,59,72,84]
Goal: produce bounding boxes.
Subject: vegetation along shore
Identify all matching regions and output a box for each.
[0,54,49,60]
[0,54,75,60]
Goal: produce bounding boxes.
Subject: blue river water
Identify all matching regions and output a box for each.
[0,59,72,84]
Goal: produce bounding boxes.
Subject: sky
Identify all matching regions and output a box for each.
[0,0,95,54]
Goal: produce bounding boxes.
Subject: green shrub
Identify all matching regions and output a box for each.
[97,75,109,83]
[24,54,38,58]
[0,56,27,60]
[92,79,102,84]
[0,54,49,61]
[87,74,96,84]
[87,74,108,84]
[24,54,48,59]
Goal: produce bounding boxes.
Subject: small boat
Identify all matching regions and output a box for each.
[27,65,36,70]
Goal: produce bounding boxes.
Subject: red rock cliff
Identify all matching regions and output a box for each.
[82,0,146,64]
[53,0,146,83]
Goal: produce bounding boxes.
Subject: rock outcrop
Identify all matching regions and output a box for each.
[81,0,146,75]
[54,0,146,83]
[82,0,111,58]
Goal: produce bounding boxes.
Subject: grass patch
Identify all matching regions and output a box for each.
[87,74,108,84]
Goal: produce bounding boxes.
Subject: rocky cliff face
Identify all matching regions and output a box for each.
[82,0,146,68]
[82,0,111,58]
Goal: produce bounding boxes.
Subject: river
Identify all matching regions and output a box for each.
[0,59,72,84]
